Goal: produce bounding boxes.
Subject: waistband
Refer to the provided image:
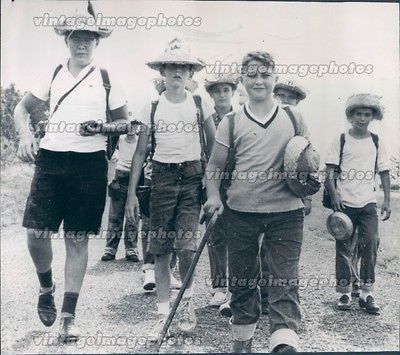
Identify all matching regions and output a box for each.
[38,148,106,159]
[152,160,201,169]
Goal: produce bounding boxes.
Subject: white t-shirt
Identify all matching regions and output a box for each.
[325,131,390,208]
[30,60,126,153]
[138,91,213,163]
[115,135,138,172]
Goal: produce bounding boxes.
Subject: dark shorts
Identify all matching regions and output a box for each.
[22,149,108,234]
[148,160,203,255]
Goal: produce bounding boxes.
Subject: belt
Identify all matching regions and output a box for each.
[152,160,201,169]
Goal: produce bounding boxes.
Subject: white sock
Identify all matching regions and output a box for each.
[360,290,372,301]
[157,301,169,316]
[183,287,193,299]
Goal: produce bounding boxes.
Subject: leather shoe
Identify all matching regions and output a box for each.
[359,295,380,315]
[101,251,115,261]
[273,344,297,353]
[37,283,57,327]
[58,314,79,343]
[336,294,351,311]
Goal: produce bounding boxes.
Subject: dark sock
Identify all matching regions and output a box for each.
[61,292,79,316]
[37,269,53,288]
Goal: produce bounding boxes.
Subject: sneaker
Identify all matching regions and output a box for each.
[148,314,169,342]
[125,248,140,262]
[232,338,252,353]
[177,298,197,333]
[37,283,57,327]
[219,300,232,317]
[272,344,297,353]
[336,294,351,311]
[359,295,380,315]
[58,313,79,343]
[143,269,156,292]
[209,291,227,307]
[101,249,115,261]
[170,273,182,290]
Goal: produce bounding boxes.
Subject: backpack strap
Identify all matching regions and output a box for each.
[282,106,300,136]
[149,100,159,160]
[193,95,208,162]
[100,68,111,123]
[228,112,235,149]
[371,133,379,174]
[338,133,345,169]
[51,65,63,84]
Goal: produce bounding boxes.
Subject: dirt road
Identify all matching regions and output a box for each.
[1,166,399,353]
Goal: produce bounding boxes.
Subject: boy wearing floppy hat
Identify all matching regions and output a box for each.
[13,3,129,342]
[204,51,313,353]
[325,93,391,314]
[204,74,237,310]
[125,38,215,339]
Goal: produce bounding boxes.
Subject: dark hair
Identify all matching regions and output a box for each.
[241,51,275,71]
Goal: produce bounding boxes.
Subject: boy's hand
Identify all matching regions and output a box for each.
[204,195,224,218]
[125,194,140,224]
[79,120,101,136]
[17,132,39,162]
[381,200,391,221]
[330,191,345,212]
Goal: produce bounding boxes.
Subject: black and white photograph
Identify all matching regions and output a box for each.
[1,0,399,353]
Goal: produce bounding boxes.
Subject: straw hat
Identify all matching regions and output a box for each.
[204,74,239,93]
[53,1,112,38]
[273,80,307,101]
[326,212,354,240]
[345,94,384,120]
[146,38,205,72]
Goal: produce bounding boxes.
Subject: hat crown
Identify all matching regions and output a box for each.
[164,38,191,56]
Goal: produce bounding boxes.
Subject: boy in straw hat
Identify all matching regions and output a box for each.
[13,1,129,342]
[325,93,391,314]
[125,38,215,338]
[203,74,237,311]
[204,51,312,353]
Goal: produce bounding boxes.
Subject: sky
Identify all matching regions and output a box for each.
[1,0,399,160]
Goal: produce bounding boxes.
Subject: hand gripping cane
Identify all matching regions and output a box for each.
[155,211,219,351]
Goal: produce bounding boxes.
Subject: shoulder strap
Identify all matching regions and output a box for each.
[282,106,300,136]
[371,133,379,174]
[149,100,159,160]
[193,95,208,160]
[51,65,63,84]
[100,68,111,122]
[49,66,96,119]
[228,112,235,149]
[338,133,345,168]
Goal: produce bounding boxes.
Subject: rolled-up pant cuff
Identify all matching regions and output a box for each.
[211,287,227,295]
[270,328,299,352]
[360,284,374,292]
[229,319,256,341]
[336,285,351,293]
[142,263,154,271]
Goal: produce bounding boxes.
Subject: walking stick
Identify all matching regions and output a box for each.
[155,211,219,351]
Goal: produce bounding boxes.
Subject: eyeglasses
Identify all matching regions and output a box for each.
[69,37,96,46]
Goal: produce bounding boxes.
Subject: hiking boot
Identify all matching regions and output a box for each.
[272,344,297,353]
[359,295,380,315]
[101,248,116,261]
[37,283,57,327]
[261,296,269,315]
[143,269,156,292]
[219,300,232,317]
[336,294,351,311]
[170,273,182,290]
[58,313,79,343]
[177,298,197,333]
[125,248,140,262]
[148,314,169,342]
[232,338,252,353]
[209,291,227,307]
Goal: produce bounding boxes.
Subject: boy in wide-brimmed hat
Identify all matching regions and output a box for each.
[13,1,129,342]
[325,93,391,314]
[125,38,215,339]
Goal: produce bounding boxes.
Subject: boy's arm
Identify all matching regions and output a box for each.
[14,92,44,162]
[325,164,345,211]
[379,170,391,221]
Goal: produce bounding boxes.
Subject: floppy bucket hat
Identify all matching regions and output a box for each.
[146,38,205,72]
[284,136,321,198]
[345,94,384,120]
[204,74,239,93]
[273,80,307,101]
[53,1,112,38]
[326,212,354,240]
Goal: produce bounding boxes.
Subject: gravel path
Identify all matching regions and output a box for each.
[1,190,399,354]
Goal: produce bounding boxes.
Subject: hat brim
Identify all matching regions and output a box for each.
[146,60,204,72]
[54,26,112,38]
[204,77,239,92]
[345,104,383,120]
[327,212,353,240]
[274,83,306,101]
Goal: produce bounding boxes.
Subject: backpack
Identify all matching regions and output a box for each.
[322,132,379,209]
[49,65,117,160]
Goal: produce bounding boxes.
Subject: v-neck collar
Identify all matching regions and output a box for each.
[64,58,96,81]
[244,103,279,129]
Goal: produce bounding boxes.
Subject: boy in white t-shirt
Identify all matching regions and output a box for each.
[325,94,391,314]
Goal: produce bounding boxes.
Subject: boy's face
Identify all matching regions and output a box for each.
[274,88,300,106]
[210,84,234,108]
[349,107,375,129]
[241,60,275,101]
[66,31,98,66]
[163,63,191,89]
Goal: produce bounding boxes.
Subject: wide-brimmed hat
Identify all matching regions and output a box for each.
[204,74,239,93]
[152,77,198,95]
[53,1,112,38]
[326,212,353,240]
[273,80,307,101]
[146,38,205,72]
[284,135,321,198]
[345,94,384,120]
